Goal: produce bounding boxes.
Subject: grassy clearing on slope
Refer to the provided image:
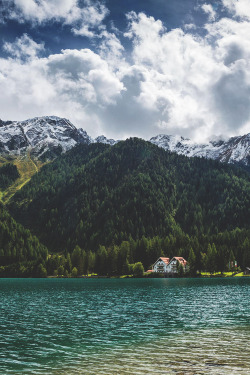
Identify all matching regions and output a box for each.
[0,153,44,203]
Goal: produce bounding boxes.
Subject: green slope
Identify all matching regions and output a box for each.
[8,138,250,260]
[0,153,44,203]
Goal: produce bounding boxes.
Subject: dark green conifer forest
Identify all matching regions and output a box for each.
[0,138,250,277]
[0,204,48,277]
[0,163,19,190]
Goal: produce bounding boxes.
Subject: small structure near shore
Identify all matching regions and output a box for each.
[151,256,188,274]
[245,267,250,275]
[152,257,170,273]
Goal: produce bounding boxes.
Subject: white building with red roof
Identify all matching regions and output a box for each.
[152,257,170,273]
[166,257,188,273]
[152,256,188,274]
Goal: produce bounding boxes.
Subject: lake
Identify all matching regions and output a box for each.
[0,278,249,374]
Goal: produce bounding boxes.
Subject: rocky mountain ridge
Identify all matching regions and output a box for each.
[150,134,250,167]
[0,116,117,160]
[0,116,249,167]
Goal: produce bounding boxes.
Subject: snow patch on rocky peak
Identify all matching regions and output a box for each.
[149,133,250,166]
[94,135,118,145]
[0,116,249,167]
[0,116,87,159]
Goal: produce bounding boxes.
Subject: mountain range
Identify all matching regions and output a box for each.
[0,116,249,168]
[0,127,250,276]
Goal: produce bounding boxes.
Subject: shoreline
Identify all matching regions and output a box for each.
[0,273,249,279]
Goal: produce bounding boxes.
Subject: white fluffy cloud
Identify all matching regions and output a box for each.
[222,0,250,20]
[1,4,250,140]
[0,0,108,37]
[120,12,225,139]
[116,10,250,140]
[0,44,124,136]
[3,34,44,59]
[201,4,216,22]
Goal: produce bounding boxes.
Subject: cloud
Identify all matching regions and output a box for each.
[0,44,124,136]
[0,0,109,37]
[120,12,224,140]
[201,4,216,22]
[71,1,109,37]
[1,5,250,141]
[98,30,126,69]
[213,60,250,130]
[46,48,124,105]
[116,10,250,140]
[222,0,250,20]
[3,34,44,59]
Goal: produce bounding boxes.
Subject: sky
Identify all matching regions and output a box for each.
[0,0,250,141]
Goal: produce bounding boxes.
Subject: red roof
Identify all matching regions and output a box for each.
[152,257,170,268]
[173,257,188,266]
[159,257,170,265]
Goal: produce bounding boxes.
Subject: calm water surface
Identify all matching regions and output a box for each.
[0,278,249,374]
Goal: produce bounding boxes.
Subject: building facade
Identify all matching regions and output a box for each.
[166,257,188,273]
[152,257,170,273]
[152,256,188,274]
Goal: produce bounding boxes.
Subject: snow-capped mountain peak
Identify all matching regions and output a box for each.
[94,135,118,145]
[0,116,249,168]
[149,133,250,167]
[0,116,91,159]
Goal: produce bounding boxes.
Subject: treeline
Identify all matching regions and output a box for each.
[0,260,49,278]
[2,226,249,278]
[0,163,19,190]
[51,229,250,277]
[0,205,48,275]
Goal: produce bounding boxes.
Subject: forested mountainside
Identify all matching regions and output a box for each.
[0,204,48,277]
[0,164,19,190]
[6,138,250,274]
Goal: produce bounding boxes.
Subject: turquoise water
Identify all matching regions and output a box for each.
[0,278,250,374]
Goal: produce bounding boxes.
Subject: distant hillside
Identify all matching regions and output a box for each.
[8,139,250,258]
